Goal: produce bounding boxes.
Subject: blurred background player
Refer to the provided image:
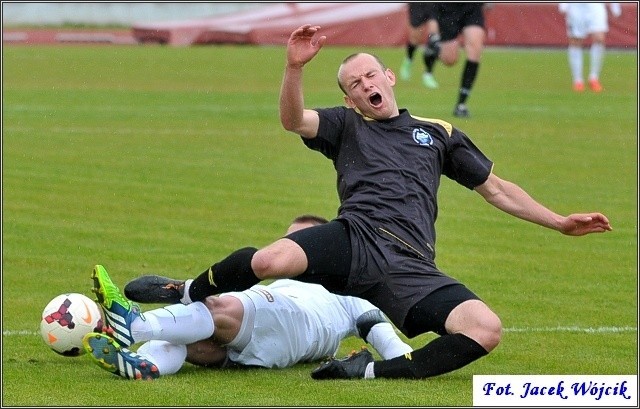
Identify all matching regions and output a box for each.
[426,3,490,118]
[399,2,440,89]
[558,2,622,92]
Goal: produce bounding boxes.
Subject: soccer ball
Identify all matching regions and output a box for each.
[40,293,103,357]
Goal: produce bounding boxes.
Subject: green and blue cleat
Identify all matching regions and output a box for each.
[91,264,142,347]
[83,332,159,380]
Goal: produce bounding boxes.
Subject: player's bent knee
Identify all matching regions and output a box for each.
[449,300,502,352]
[251,249,291,280]
[468,304,502,352]
[251,239,307,279]
[250,249,277,279]
[478,314,502,352]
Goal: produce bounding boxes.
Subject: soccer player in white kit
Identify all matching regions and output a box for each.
[558,3,622,92]
[191,279,412,369]
[83,216,413,380]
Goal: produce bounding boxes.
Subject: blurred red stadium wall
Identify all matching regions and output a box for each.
[130,2,637,49]
[3,3,637,48]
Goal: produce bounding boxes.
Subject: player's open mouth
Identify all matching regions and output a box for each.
[369,92,382,107]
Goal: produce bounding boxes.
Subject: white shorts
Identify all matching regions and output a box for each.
[221,280,357,368]
[565,3,608,38]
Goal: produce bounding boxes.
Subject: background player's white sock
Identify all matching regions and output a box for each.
[589,42,605,80]
[568,45,583,83]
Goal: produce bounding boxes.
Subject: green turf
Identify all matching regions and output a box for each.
[2,43,637,406]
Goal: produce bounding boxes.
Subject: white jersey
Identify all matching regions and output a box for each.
[559,3,620,38]
[220,279,411,368]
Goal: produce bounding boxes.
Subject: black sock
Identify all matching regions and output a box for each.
[424,54,437,74]
[423,33,441,73]
[372,333,488,379]
[188,247,259,302]
[458,60,479,105]
[407,43,416,60]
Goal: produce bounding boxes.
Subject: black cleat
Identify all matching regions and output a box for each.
[311,347,373,380]
[124,275,185,304]
[453,103,470,118]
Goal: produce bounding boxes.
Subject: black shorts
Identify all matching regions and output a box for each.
[403,283,481,338]
[436,3,485,42]
[285,220,351,294]
[287,217,468,337]
[408,3,437,28]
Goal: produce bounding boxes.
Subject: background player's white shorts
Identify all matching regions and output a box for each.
[565,3,609,38]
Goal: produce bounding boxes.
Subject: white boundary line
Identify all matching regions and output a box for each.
[502,326,637,333]
[4,326,637,337]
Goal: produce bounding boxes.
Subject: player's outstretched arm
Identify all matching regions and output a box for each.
[475,173,612,236]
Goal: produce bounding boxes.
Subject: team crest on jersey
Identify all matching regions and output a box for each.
[412,128,433,146]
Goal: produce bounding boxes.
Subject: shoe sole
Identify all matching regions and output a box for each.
[83,332,159,380]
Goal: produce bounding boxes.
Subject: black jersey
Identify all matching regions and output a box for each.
[302,107,493,332]
[307,107,492,259]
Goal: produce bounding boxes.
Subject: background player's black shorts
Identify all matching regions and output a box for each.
[404,283,481,338]
[408,3,437,28]
[436,3,485,42]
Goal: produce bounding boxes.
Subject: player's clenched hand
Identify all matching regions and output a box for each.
[559,213,612,236]
[286,25,327,68]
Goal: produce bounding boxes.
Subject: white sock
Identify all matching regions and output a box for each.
[136,340,186,376]
[568,45,583,83]
[589,42,605,81]
[365,323,413,359]
[180,279,194,304]
[364,362,375,379]
[131,302,214,345]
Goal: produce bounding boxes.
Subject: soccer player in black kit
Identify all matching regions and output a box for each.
[125,25,612,380]
[428,3,489,118]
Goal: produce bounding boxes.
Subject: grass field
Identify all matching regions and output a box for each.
[2,42,637,406]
